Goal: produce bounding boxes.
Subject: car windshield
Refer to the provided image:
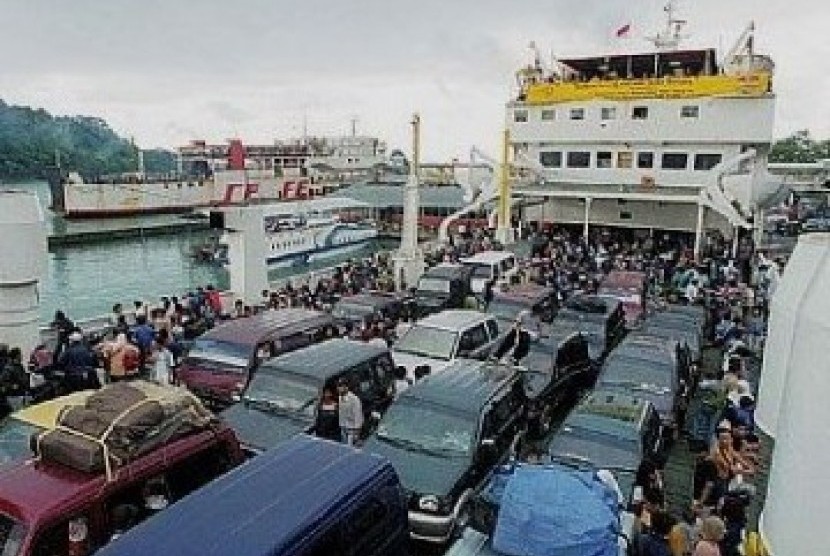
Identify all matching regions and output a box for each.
[394,325,457,361]
[0,419,42,465]
[244,372,319,416]
[188,339,250,371]
[0,513,25,556]
[600,359,673,390]
[376,401,474,457]
[468,264,492,279]
[488,299,524,321]
[417,277,450,294]
[332,302,375,319]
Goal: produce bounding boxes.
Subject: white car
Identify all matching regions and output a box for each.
[391,310,501,382]
[460,251,519,294]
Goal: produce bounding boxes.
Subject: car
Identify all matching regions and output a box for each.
[364,360,526,543]
[639,316,702,363]
[596,338,685,434]
[547,389,663,502]
[221,339,397,454]
[176,309,337,405]
[413,263,473,317]
[517,330,593,438]
[460,251,519,293]
[598,270,648,325]
[450,462,633,556]
[96,435,409,556]
[392,310,501,381]
[0,391,93,467]
[0,416,243,555]
[487,284,557,333]
[330,292,406,329]
[552,295,626,362]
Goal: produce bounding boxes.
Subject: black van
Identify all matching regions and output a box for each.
[222,339,397,454]
[552,295,626,362]
[97,435,409,556]
[414,263,473,317]
[364,360,525,544]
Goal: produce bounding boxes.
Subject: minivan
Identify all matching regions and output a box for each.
[176,309,337,405]
[222,339,397,454]
[364,360,526,543]
[97,435,409,556]
[460,251,519,294]
[0,422,243,555]
[413,263,473,317]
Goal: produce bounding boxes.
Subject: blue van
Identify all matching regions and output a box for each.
[97,435,409,556]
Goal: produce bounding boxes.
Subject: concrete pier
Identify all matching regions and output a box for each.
[0,191,47,355]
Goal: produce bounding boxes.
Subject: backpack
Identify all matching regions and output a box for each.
[123,348,140,373]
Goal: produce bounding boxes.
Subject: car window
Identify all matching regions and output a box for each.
[165,441,236,501]
[346,497,388,555]
[275,332,312,354]
[306,528,345,556]
[32,515,90,556]
[485,319,499,340]
[373,355,395,389]
[458,324,488,355]
[351,363,376,400]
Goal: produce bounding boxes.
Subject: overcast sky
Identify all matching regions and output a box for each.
[1,0,827,159]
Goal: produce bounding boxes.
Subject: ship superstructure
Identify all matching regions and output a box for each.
[507,2,781,252]
[50,134,388,218]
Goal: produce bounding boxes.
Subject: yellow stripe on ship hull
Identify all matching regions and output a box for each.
[524,72,772,104]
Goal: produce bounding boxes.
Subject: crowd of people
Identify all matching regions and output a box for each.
[1,222,783,555]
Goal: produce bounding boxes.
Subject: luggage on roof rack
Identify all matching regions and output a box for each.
[32,381,215,478]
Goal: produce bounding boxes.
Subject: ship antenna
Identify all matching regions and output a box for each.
[646,0,689,51]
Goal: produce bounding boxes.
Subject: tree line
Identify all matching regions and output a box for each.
[769,130,830,164]
[0,99,174,181]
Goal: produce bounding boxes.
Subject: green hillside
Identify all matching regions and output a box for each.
[0,99,175,180]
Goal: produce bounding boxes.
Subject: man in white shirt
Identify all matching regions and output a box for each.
[337,379,364,446]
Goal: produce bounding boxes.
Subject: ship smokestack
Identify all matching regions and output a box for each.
[228,139,246,171]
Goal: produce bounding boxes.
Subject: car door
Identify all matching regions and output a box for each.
[457,323,490,358]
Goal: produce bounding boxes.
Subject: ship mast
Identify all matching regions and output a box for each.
[646,0,689,51]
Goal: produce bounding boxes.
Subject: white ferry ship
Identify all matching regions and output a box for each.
[506,1,784,255]
[49,135,389,218]
[215,197,378,268]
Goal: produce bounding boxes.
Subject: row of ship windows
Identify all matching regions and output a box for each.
[271,235,358,250]
[538,150,722,171]
[272,237,308,250]
[514,105,699,123]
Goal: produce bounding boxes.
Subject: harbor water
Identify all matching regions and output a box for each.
[7,182,396,324]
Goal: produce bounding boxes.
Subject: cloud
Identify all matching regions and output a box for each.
[0,0,827,158]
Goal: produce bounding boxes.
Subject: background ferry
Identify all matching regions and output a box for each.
[214,197,378,268]
[48,134,390,219]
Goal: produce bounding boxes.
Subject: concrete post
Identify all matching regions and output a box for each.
[693,202,705,262]
[221,206,270,307]
[0,191,47,356]
[583,197,593,240]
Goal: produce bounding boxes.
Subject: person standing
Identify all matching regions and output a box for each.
[315,388,340,441]
[150,332,175,386]
[337,379,363,446]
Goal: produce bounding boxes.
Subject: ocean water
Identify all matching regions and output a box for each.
[4,181,394,323]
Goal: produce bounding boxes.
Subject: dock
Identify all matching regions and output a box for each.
[47,217,211,249]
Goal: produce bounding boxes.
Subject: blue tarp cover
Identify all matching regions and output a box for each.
[492,465,620,556]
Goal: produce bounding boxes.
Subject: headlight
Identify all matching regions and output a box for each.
[418,495,442,513]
